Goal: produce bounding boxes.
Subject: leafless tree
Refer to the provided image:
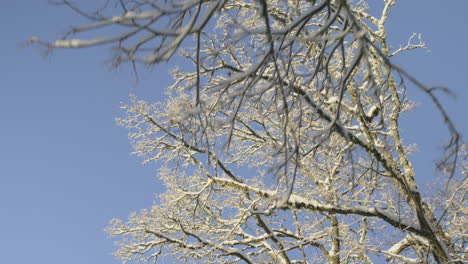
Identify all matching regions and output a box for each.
[31,0,466,263]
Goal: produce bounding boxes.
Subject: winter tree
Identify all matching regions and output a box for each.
[31,0,466,263]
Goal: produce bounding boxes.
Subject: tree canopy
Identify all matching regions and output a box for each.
[32,0,466,263]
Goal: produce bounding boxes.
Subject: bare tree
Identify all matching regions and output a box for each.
[31,0,466,263]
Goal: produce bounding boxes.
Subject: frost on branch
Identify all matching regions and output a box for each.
[37,0,465,263]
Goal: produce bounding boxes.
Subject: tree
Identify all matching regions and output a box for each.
[31,0,466,263]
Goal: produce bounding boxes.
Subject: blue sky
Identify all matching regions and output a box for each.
[0,1,466,264]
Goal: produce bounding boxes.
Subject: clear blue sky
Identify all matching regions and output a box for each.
[0,1,466,264]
